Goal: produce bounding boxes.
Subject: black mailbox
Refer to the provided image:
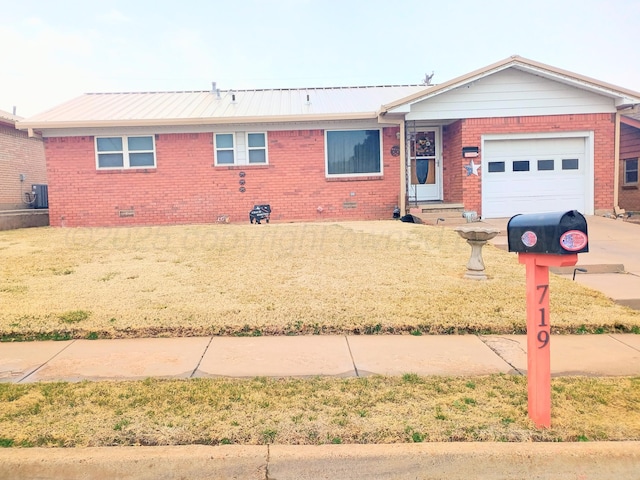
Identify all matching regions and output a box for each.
[507,210,588,254]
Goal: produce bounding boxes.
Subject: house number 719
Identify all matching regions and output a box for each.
[537,284,549,349]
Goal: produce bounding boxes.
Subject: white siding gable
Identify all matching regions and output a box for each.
[405,68,616,121]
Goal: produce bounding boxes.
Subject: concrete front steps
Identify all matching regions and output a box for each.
[408,203,478,227]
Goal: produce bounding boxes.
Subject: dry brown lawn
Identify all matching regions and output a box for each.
[1,222,638,340]
[1,375,638,447]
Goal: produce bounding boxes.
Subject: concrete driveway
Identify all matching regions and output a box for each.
[483,215,640,309]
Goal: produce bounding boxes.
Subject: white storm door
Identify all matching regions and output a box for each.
[408,128,442,201]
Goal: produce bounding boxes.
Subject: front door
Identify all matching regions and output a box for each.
[408,128,441,202]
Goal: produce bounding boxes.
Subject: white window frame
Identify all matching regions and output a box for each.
[95,135,156,170]
[214,133,236,166]
[246,132,268,164]
[324,128,383,178]
[623,158,638,186]
[214,132,268,166]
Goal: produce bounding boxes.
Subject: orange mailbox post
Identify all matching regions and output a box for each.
[507,211,588,428]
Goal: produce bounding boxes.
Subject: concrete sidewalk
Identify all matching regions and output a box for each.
[1,336,639,480]
[2,334,639,383]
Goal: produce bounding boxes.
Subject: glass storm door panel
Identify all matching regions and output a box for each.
[408,129,441,201]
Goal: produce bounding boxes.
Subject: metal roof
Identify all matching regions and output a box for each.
[18,85,429,130]
[624,111,640,122]
[18,56,640,132]
[621,112,640,130]
[0,109,21,126]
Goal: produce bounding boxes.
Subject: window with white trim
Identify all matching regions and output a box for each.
[214,132,268,165]
[214,133,235,165]
[325,129,382,176]
[624,158,638,185]
[562,158,579,170]
[96,136,156,169]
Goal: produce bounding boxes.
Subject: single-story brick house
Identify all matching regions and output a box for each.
[0,109,47,210]
[17,56,640,227]
[619,113,640,212]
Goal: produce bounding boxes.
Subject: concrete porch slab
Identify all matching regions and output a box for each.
[346,335,512,376]
[196,336,356,378]
[0,340,73,383]
[482,334,640,376]
[20,337,210,383]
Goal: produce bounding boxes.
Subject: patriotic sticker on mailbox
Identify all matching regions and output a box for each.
[559,230,588,251]
[521,231,538,248]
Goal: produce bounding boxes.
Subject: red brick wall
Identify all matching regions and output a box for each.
[442,120,464,204]
[619,123,640,211]
[450,114,615,216]
[0,123,47,209]
[44,127,401,227]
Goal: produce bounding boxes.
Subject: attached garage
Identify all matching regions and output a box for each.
[481,133,594,218]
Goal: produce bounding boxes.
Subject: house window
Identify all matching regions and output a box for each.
[624,158,638,185]
[512,160,530,172]
[96,136,156,169]
[487,161,505,173]
[326,129,382,176]
[537,159,554,171]
[214,132,268,166]
[247,133,267,164]
[215,134,235,164]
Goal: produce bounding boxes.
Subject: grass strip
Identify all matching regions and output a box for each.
[1,223,638,339]
[1,375,638,447]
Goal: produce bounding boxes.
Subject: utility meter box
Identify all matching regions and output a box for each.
[507,210,588,254]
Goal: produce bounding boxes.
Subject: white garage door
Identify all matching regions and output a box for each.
[482,136,590,218]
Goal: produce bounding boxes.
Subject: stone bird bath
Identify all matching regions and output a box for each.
[454,225,501,280]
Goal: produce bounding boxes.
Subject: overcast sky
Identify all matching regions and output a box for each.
[1,0,639,117]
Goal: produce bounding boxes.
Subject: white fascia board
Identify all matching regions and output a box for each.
[615,96,640,108]
[514,64,640,105]
[387,104,411,114]
[36,119,390,138]
[482,131,593,141]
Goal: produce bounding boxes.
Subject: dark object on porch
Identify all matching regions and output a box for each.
[250,205,271,224]
[400,214,415,223]
[393,206,401,219]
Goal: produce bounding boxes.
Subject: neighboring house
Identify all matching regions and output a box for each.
[619,113,640,212]
[16,56,640,227]
[0,109,47,210]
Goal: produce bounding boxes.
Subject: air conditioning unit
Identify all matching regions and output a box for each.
[31,184,49,209]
